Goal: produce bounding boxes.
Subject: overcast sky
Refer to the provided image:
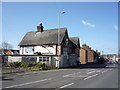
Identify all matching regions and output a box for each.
[2,2,118,54]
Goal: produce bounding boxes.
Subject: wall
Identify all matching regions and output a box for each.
[80,49,87,64]
[51,56,59,67]
[88,50,94,63]
[20,45,56,55]
[69,54,78,67]
[20,47,34,55]
[35,45,56,55]
[2,54,78,68]
[8,56,22,62]
[61,55,69,67]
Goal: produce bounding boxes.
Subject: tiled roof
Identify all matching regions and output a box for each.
[19,28,67,46]
[69,37,80,47]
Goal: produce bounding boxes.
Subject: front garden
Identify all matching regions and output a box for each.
[2,62,58,74]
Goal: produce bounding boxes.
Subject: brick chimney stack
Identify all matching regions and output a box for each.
[37,23,43,32]
[82,44,87,49]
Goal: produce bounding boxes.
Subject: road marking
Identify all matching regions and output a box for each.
[101,70,108,73]
[87,71,96,74]
[96,70,100,72]
[84,74,98,80]
[63,72,81,77]
[4,78,51,88]
[66,75,87,78]
[56,83,74,90]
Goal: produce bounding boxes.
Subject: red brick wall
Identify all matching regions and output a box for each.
[80,48,87,64]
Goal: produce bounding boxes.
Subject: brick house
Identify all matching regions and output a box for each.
[80,48,88,64]
[80,44,99,64]
[81,44,94,63]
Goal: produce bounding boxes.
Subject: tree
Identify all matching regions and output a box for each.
[1,41,13,50]
[0,41,13,54]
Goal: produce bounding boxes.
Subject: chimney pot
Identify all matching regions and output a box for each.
[37,23,43,32]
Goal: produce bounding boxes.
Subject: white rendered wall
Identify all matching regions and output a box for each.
[8,56,22,62]
[20,45,56,55]
[35,45,56,55]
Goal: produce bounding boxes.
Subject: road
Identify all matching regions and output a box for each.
[2,64,118,89]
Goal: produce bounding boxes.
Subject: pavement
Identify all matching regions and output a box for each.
[1,63,118,90]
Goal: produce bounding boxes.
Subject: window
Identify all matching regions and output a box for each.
[39,57,50,64]
[25,47,34,53]
[43,57,46,62]
[46,57,49,61]
[39,57,42,61]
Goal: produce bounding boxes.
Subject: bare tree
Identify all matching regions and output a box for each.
[0,41,13,54]
[1,41,13,50]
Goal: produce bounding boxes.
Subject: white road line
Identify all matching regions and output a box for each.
[96,70,100,72]
[87,71,96,74]
[58,83,74,89]
[101,70,108,73]
[65,75,87,78]
[90,69,95,71]
[84,74,98,80]
[4,78,51,88]
[63,72,81,77]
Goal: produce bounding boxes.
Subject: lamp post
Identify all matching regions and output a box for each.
[57,12,65,68]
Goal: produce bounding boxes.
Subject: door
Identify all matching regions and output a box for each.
[56,61,59,68]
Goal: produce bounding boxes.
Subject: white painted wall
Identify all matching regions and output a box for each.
[51,56,58,67]
[35,45,56,55]
[8,56,22,62]
[20,47,34,55]
[20,45,56,55]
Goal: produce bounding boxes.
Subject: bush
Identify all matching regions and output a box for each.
[97,57,105,64]
[31,68,42,71]
[4,62,58,71]
[41,67,48,70]
[6,62,22,68]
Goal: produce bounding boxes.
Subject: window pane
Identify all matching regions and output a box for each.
[46,57,49,61]
[39,57,42,61]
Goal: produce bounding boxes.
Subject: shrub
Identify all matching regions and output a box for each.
[13,62,22,68]
[31,68,42,71]
[41,67,48,70]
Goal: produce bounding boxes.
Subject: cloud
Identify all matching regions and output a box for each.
[82,20,96,28]
[114,25,118,30]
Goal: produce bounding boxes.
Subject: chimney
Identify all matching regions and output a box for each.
[37,23,43,32]
[82,44,87,48]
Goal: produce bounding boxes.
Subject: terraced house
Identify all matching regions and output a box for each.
[18,24,80,68]
[79,44,99,64]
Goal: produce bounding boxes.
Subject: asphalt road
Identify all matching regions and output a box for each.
[2,64,118,89]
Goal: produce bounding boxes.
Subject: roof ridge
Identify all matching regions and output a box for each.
[28,28,67,33]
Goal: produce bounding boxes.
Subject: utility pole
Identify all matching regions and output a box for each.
[57,12,65,68]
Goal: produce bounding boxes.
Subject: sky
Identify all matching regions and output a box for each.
[2,2,118,54]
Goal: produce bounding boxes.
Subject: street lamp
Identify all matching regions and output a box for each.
[57,11,66,68]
